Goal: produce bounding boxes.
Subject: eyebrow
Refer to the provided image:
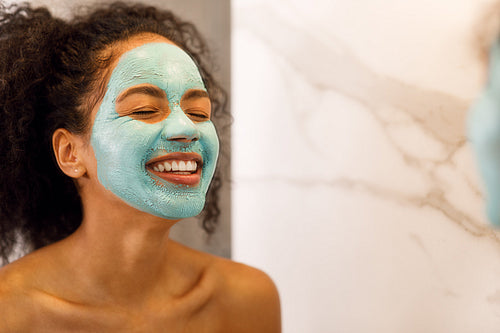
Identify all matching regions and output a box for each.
[181,89,209,100]
[116,85,166,103]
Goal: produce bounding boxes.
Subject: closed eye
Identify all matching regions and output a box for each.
[115,84,169,124]
[186,111,210,121]
[132,110,158,115]
[180,89,211,122]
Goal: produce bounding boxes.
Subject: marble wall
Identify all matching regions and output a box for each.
[231,0,500,332]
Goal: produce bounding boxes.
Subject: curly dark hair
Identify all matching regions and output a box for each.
[0,2,228,264]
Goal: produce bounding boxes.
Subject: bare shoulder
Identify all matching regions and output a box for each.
[164,242,281,332]
[212,258,281,333]
[0,263,37,332]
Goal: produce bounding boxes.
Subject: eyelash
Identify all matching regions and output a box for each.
[186,112,209,121]
[131,109,158,115]
[124,109,209,121]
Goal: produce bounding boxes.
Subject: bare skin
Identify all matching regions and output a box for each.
[0,239,280,332]
[0,34,281,332]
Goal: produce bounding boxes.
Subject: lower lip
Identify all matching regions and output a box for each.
[147,167,201,186]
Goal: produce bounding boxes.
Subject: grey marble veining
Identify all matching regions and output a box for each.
[232,0,500,332]
[235,4,495,240]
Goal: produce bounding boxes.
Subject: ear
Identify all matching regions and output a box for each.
[52,128,87,178]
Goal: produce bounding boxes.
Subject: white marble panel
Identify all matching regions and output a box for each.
[232,0,500,332]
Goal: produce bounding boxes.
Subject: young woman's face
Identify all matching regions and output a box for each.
[89,41,219,220]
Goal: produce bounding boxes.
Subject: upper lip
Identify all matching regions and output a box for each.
[145,152,203,167]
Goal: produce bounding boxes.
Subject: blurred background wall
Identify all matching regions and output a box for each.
[231,0,500,332]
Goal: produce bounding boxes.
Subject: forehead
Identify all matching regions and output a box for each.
[107,42,206,99]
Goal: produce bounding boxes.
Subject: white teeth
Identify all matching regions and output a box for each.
[186,161,197,171]
[151,160,199,173]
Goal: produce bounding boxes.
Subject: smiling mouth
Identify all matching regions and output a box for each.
[146,152,202,186]
[150,160,198,174]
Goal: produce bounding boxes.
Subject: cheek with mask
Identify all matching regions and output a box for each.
[469,39,500,227]
[90,42,219,220]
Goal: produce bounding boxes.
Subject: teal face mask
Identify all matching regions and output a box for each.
[468,39,500,226]
[90,42,219,220]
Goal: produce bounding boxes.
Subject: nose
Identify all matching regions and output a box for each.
[160,106,200,142]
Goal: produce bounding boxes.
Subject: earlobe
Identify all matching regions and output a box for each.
[52,128,86,178]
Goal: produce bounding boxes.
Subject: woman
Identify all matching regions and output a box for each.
[0,2,281,331]
[469,34,500,228]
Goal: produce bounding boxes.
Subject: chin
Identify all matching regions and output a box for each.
[136,192,207,220]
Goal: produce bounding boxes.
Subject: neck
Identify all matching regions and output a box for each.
[64,188,180,305]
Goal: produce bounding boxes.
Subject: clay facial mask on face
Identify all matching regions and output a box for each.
[468,39,500,226]
[91,42,219,219]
